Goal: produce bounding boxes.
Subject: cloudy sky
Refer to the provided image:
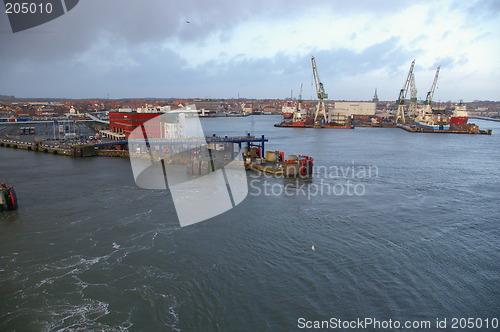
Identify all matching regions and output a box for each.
[1,0,499,101]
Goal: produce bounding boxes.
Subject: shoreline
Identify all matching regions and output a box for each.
[0,138,129,158]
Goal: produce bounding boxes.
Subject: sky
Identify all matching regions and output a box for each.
[1,0,499,101]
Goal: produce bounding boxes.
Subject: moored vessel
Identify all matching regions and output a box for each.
[0,182,18,211]
[244,148,314,177]
[449,102,468,125]
[281,101,296,119]
[414,108,450,130]
[275,116,354,129]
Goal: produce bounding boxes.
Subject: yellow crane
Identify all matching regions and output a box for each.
[311,56,328,123]
[396,60,415,124]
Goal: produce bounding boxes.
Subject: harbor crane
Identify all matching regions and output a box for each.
[408,73,418,117]
[292,83,305,123]
[424,66,440,111]
[298,83,303,104]
[311,56,328,123]
[395,60,415,124]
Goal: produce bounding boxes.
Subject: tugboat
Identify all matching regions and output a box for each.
[243,148,314,177]
[0,182,18,211]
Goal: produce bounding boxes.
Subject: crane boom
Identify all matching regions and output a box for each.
[312,57,328,100]
[311,56,328,122]
[410,73,417,102]
[408,73,418,117]
[396,60,415,124]
[397,60,415,105]
[425,66,440,105]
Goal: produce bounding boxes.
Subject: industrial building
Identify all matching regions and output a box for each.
[328,101,376,123]
[106,111,189,140]
[108,111,161,139]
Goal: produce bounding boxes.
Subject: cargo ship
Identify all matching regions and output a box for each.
[449,102,468,125]
[414,109,450,130]
[0,182,18,211]
[281,101,296,119]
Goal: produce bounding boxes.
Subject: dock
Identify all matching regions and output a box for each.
[0,134,271,159]
[0,139,71,156]
[470,116,500,122]
[397,124,492,135]
[274,120,354,129]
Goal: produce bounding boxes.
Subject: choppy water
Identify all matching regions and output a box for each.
[1,116,499,331]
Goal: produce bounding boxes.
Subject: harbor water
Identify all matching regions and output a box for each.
[0,116,499,331]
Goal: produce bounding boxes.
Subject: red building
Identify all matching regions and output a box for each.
[109,111,162,139]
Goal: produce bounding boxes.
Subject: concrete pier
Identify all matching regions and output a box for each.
[0,139,71,156]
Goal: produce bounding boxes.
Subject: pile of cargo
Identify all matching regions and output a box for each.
[244,148,313,177]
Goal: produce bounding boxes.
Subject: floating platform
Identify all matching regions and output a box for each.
[248,163,284,176]
[244,149,313,177]
[397,124,492,135]
[0,139,72,155]
[274,121,353,129]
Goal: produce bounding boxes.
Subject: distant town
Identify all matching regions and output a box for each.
[0,93,497,159]
[1,95,499,121]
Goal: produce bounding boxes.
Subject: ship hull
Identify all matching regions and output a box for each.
[414,121,450,131]
[280,121,306,127]
[449,116,468,125]
[275,121,353,129]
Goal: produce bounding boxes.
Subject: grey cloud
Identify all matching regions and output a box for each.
[183,40,420,99]
[0,0,305,61]
[316,0,417,15]
[1,0,420,63]
[200,37,418,83]
[313,37,418,77]
[0,31,421,99]
[0,0,496,100]
[430,56,468,71]
[0,46,191,98]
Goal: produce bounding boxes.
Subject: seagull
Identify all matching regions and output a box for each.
[311,245,316,252]
[185,20,191,24]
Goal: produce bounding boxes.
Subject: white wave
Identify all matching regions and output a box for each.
[40,299,120,331]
